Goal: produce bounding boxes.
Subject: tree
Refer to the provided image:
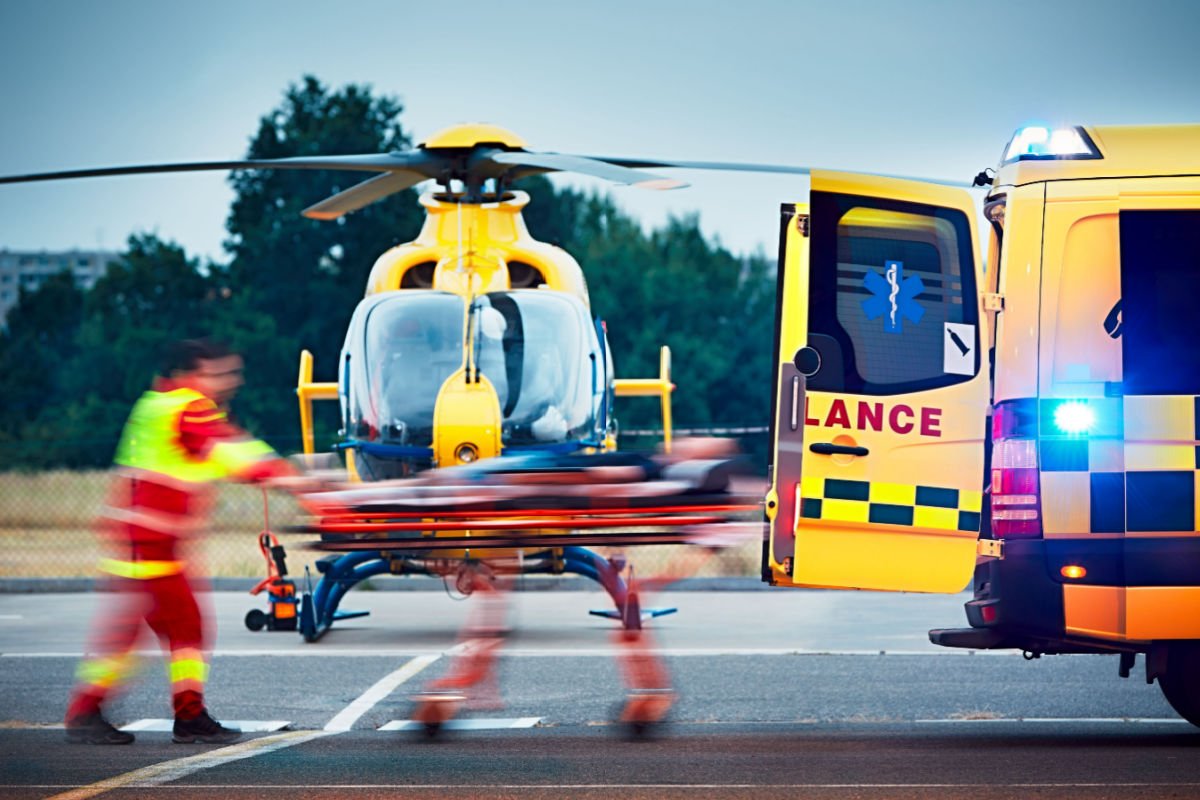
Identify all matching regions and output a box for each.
[223,75,426,447]
[518,177,776,439]
[0,270,86,450]
[14,235,220,467]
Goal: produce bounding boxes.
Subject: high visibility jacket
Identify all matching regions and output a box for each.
[99,380,292,566]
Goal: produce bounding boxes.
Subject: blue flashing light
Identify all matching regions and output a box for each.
[1053,401,1096,435]
[1004,125,1100,162]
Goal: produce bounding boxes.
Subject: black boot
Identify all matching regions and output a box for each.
[65,713,135,745]
[172,710,241,744]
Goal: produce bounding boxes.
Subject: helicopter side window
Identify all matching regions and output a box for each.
[507,261,546,289]
[400,261,437,289]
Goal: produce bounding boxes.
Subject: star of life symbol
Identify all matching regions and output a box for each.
[862,260,925,334]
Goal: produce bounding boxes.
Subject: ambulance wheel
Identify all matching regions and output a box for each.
[1159,642,1200,728]
[245,609,268,632]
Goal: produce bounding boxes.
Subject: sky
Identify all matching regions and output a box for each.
[0,0,1197,264]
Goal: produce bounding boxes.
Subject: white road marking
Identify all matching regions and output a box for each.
[379,716,542,731]
[119,719,289,732]
[0,614,23,620]
[1,716,1188,730]
[323,654,440,732]
[916,717,1189,724]
[20,783,1200,791]
[42,729,331,800]
[0,647,1022,658]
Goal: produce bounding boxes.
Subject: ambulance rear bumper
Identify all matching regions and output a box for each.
[928,538,1066,651]
[928,627,1011,649]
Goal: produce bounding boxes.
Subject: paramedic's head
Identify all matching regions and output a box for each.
[161,338,244,405]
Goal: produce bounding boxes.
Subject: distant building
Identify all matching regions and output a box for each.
[0,249,119,326]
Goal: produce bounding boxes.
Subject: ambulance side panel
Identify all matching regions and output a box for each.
[1038,176,1200,643]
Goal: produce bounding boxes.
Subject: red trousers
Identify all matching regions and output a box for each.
[66,570,210,722]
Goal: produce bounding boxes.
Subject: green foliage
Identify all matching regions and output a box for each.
[0,271,86,446]
[0,77,776,469]
[224,76,425,444]
[0,235,225,468]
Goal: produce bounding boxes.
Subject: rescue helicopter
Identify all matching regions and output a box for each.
[0,123,808,640]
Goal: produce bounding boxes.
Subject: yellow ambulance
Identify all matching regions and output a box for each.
[763,124,1200,725]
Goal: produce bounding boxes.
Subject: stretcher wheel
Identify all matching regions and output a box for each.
[244,609,268,632]
[618,691,673,738]
[411,693,465,739]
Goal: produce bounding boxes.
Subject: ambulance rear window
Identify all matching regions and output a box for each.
[808,192,979,395]
[1119,210,1200,395]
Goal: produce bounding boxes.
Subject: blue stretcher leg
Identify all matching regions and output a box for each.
[558,546,677,631]
[299,552,400,642]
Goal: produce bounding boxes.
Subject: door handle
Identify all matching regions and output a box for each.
[809,442,869,457]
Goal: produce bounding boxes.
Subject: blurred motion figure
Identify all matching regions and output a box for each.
[65,339,299,744]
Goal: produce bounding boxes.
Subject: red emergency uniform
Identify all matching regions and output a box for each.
[66,378,293,723]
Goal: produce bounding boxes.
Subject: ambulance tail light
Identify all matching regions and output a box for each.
[991,400,1042,538]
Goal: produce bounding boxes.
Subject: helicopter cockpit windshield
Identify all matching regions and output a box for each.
[342,288,607,477]
[344,291,464,457]
[472,290,602,448]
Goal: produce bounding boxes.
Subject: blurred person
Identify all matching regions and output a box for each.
[65,339,302,745]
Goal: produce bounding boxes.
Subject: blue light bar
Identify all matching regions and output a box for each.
[1003,125,1101,163]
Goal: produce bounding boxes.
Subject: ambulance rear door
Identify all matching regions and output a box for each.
[769,171,989,593]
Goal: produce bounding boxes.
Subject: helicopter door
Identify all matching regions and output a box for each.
[769,171,989,593]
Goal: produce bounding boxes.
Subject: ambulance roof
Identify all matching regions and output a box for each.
[992,123,1200,190]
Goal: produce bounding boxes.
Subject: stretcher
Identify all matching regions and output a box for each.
[284,449,763,641]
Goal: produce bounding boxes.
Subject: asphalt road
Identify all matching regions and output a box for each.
[1,590,1197,799]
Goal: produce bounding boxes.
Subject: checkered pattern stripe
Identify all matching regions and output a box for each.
[1039,396,1199,534]
[798,476,983,533]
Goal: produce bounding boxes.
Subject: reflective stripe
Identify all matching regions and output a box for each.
[97,558,183,580]
[76,653,137,689]
[114,466,206,495]
[800,477,982,532]
[169,658,209,684]
[183,413,224,424]
[821,498,871,524]
[869,481,917,507]
[914,505,960,530]
[98,506,203,535]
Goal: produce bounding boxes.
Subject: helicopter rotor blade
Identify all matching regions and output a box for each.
[0,152,436,186]
[302,170,431,220]
[490,151,687,190]
[580,156,975,189]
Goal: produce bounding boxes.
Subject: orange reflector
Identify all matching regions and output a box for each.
[1061,565,1087,580]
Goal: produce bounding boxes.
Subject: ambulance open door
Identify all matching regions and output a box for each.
[766,171,988,593]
